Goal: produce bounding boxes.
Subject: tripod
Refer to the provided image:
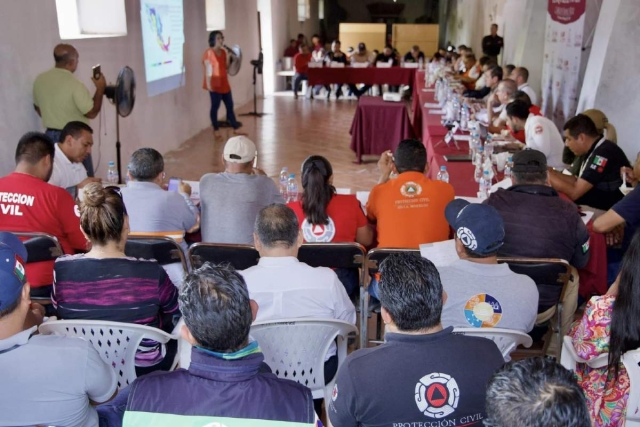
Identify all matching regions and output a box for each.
[240,61,268,117]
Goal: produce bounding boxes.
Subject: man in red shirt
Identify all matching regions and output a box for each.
[0,132,86,290]
[293,44,312,99]
[202,31,246,141]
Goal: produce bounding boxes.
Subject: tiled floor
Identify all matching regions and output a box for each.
[163,93,384,192]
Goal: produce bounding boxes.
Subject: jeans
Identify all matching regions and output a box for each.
[209,91,239,131]
[45,128,94,177]
[335,268,359,297]
[368,276,380,300]
[293,73,308,94]
[349,84,371,97]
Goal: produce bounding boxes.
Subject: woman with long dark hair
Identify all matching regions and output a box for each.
[287,155,373,296]
[569,230,640,426]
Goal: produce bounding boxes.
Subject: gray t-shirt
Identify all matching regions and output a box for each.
[200,172,283,244]
[0,327,117,427]
[439,259,539,334]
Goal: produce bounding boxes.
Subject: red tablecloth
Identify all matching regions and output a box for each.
[308,67,415,86]
[350,96,415,163]
[412,69,607,298]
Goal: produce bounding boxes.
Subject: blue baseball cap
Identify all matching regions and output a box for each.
[445,199,505,255]
[0,232,28,311]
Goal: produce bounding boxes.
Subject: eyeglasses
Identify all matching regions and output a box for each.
[104,186,128,216]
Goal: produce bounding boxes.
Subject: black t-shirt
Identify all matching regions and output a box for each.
[375,53,398,66]
[576,139,630,211]
[404,51,425,63]
[328,328,504,427]
[482,35,503,56]
[324,51,348,65]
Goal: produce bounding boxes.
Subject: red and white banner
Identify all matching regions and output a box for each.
[541,0,587,129]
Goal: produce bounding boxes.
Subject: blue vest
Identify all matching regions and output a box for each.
[124,347,316,426]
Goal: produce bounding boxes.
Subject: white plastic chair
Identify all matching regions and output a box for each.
[39,319,179,390]
[250,319,357,409]
[453,327,533,361]
[561,336,640,426]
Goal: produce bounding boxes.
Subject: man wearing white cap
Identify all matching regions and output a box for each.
[199,136,283,244]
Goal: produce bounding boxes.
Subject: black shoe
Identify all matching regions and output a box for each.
[326,92,331,101]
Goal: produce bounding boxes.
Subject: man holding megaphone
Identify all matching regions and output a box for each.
[203,31,247,142]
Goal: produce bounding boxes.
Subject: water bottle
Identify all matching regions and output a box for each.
[460,104,469,131]
[279,167,289,197]
[479,170,491,199]
[286,174,298,203]
[125,164,131,185]
[504,157,513,179]
[473,145,484,167]
[437,166,449,183]
[106,161,118,184]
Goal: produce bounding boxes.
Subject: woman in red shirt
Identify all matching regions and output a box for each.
[287,155,373,296]
[202,31,246,141]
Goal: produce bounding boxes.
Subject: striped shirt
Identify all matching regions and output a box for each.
[52,255,180,366]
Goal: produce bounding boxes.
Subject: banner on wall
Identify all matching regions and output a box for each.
[541,0,587,129]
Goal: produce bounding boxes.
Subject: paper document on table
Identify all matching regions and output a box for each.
[562,169,573,176]
[581,210,594,225]
[424,102,441,108]
[356,191,370,211]
[422,88,436,92]
[490,178,512,193]
[428,109,445,115]
[183,180,200,201]
[456,196,482,203]
[454,134,472,141]
[420,239,458,267]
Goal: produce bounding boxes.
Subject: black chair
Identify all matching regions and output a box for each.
[188,243,260,271]
[1,231,64,311]
[125,236,188,273]
[362,248,421,348]
[497,257,572,355]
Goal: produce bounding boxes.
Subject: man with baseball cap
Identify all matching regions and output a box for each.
[486,149,590,355]
[0,232,117,426]
[438,200,538,358]
[199,136,283,244]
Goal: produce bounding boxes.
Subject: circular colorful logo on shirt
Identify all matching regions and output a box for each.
[415,372,460,419]
[400,181,422,198]
[464,293,503,328]
[301,217,336,242]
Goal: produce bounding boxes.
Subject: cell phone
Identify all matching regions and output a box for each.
[92,64,101,80]
[167,177,180,192]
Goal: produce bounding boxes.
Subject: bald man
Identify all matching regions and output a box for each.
[33,44,106,177]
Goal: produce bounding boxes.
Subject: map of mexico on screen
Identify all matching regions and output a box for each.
[141,0,185,97]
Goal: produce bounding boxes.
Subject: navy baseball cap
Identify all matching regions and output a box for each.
[0,232,28,311]
[445,199,505,255]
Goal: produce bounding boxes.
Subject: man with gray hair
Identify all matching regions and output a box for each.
[487,78,517,134]
[199,136,283,244]
[121,148,199,285]
[485,357,590,427]
[241,204,355,414]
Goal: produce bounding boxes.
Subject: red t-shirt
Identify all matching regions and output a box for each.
[0,173,86,287]
[288,194,367,243]
[293,53,312,74]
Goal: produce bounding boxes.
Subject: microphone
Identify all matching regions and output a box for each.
[223,44,234,54]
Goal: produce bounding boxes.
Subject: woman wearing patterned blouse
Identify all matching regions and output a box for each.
[569,231,640,426]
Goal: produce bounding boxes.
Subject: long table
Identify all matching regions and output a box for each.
[413,70,607,298]
[308,67,415,86]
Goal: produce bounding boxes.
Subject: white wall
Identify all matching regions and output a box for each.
[0,0,259,177]
[578,0,640,159]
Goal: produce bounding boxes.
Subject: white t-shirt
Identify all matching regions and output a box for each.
[518,83,538,105]
[0,327,117,427]
[241,256,356,359]
[49,143,88,189]
[524,114,566,169]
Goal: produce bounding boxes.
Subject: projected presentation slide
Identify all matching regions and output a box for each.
[140,0,185,97]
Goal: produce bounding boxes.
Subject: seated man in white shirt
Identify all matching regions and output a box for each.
[0,232,117,426]
[486,79,517,134]
[438,200,539,359]
[48,121,101,197]
[505,99,566,169]
[510,66,537,105]
[241,203,356,414]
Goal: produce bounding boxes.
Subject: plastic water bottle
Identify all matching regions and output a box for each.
[504,157,513,179]
[460,104,469,131]
[286,174,298,203]
[479,170,491,199]
[125,164,131,185]
[474,163,483,183]
[473,145,484,167]
[279,167,289,197]
[437,166,449,183]
[107,161,118,184]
